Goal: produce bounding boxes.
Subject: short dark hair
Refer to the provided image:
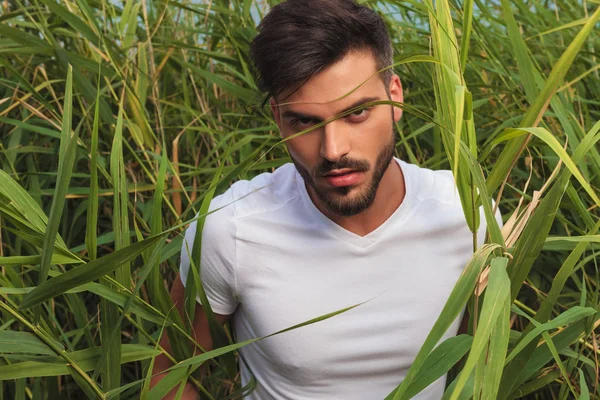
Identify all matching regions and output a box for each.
[250,0,393,100]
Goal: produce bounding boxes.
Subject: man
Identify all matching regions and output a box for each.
[152,0,498,398]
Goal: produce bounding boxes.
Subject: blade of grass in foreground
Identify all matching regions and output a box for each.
[478,290,510,400]
[98,96,130,395]
[578,369,590,400]
[0,344,158,380]
[2,282,168,325]
[19,233,167,310]
[448,257,510,400]
[37,65,78,291]
[110,100,132,287]
[402,335,473,398]
[85,64,102,262]
[0,331,57,356]
[427,0,479,234]
[0,172,82,264]
[0,344,159,379]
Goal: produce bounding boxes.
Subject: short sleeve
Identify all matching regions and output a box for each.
[179,189,238,315]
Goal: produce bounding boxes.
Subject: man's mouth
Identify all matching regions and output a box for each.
[324,169,355,177]
[322,169,364,188]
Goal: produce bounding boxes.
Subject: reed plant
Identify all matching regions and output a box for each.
[0,0,599,398]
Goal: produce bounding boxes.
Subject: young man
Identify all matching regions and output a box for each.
[153,0,499,398]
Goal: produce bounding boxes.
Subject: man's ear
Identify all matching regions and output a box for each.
[389,75,403,122]
[270,98,283,132]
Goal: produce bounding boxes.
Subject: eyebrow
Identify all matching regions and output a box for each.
[280,96,381,122]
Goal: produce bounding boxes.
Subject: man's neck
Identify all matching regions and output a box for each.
[310,160,406,237]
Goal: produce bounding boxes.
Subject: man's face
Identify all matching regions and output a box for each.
[272,50,404,217]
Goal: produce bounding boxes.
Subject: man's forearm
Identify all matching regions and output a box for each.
[150,332,198,399]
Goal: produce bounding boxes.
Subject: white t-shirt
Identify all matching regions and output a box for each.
[179,159,499,399]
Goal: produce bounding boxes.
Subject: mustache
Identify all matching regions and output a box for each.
[313,157,370,177]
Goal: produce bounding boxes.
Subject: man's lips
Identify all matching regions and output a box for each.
[322,169,364,188]
[324,168,355,177]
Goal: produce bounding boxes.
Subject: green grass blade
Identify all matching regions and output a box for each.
[19,233,167,310]
[505,306,596,365]
[37,64,75,286]
[517,319,594,391]
[110,101,131,285]
[578,368,590,400]
[146,144,168,301]
[494,127,600,206]
[401,335,473,398]
[0,344,159,379]
[499,0,540,102]
[0,331,57,356]
[85,65,102,262]
[448,257,510,400]
[480,293,510,400]
[38,0,99,44]
[486,6,600,195]
[459,0,474,71]
[35,65,80,323]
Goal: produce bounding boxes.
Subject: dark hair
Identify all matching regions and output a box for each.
[250,0,393,100]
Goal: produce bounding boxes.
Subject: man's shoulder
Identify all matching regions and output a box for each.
[401,160,503,236]
[208,162,299,220]
[401,160,460,206]
[193,163,298,253]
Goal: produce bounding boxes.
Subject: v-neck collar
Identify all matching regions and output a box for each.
[295,158,415,249]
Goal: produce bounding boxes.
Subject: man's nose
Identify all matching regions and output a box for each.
[320,121,350,163]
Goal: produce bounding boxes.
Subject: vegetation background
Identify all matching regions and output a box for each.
[0,0,599,398]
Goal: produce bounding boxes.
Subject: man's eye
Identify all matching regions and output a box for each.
[347,108,371,122]
[290,118,314,127]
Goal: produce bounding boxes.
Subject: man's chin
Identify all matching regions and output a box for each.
[315,182,360,199]
[315,187,375,217]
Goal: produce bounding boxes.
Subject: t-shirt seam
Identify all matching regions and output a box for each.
[230,178,301,304]
[208,191,241,313]
[227,190,239,307]
[412,192,459,207]
[229,187,301,305]
[233,213,239,304]
[234,192,302,221]
[405,163,460,207]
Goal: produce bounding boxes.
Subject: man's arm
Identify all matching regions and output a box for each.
[150,273,231,399]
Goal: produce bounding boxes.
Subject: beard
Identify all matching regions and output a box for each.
[291,129,396,217]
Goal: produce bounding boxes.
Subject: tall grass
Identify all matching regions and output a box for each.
[0,0,599,398]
